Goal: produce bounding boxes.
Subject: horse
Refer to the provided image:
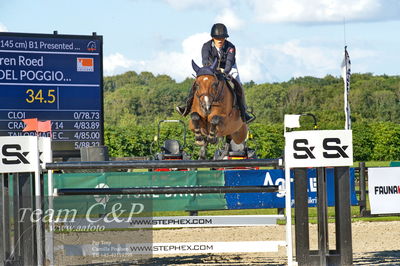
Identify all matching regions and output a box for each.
[189,59,248,159]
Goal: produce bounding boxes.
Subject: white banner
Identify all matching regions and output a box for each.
[60,241,287,256]
[39,136,52,168]
[285,130,353,168]
[0,136,39,173]
[55,215,284,230]
[0,136,52,173]
[368,167,400,214]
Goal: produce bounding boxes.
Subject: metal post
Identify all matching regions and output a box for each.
[284,164,294,265]
[317,167,328,266]
[33,137,43,266]
[334,167,353,265]
[45,158,282,171]
[1,174,11,265]
[12,173,21,264]
[46,170,55,266]
[359,162,367,216]
[18,173,36,266]
[294,168,310,265]
[55,185,279,196]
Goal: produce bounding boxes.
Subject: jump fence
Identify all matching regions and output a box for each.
[1,131,357,266]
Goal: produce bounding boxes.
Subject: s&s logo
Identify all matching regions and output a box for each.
[322,138,349,158]
[292,138,349,159]
[2,144,30,165]
[293,139,315,159]
[286,130,353,167]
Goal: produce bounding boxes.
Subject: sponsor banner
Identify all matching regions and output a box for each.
[0,136,38,173]
[285,130,353,167]
[61,241,286,256]
[0,136,52,173]
[45,170,226,213]
[368,167,400,214]
[55,215,283,230]
[45,169,357,212]
[224,168,358,209]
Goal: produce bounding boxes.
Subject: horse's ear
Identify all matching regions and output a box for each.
[192,60,200,74]
[210,58,218,71]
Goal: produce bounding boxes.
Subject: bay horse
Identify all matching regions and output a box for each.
[189,59,248,159]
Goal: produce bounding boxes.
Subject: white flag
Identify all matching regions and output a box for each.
[284,114,301,129]
[341,46,351,130]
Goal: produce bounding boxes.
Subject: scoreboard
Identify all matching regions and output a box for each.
[0,32,103,157]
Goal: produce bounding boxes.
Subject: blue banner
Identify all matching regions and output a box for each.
[224,168,358,209]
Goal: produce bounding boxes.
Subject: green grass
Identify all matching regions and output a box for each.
[352,161,390,167]
[364,161,390,167]
[125,161,390,171]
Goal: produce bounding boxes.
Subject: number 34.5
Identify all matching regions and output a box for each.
[26,89,56,103]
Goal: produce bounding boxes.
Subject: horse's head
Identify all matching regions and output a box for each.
[191,59,222,115]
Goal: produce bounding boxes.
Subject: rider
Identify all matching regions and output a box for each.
[176,23,255,123]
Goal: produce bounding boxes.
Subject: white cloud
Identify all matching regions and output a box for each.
[236,47,273,82]
[347,48,379,73]
[164,0,400,24]
[263,40,343,79]
[103,53,134,76]
[0,23,8,32]
[214,9,244,30]
[164,0,232,10]
[249,0,400,23]
[270,40,338,73]
[105,33,210,80]
[105,36,379,83]
[136,32,209,80]
[236,40,379,82]
[105,37,354,83]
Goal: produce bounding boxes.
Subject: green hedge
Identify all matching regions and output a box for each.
[105,121,400,162]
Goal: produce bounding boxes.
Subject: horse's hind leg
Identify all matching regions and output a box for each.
[231,123,248,144]
[208,115,221,144]
[191,112,205,146]
[199,143,207,160]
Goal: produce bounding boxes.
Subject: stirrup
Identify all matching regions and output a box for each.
[244,113,255,124]
[175,106,189,117]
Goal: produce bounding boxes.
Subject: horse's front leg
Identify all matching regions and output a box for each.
[191,112,205,146]
[208,115,222,144]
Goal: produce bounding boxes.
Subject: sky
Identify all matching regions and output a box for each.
[1,0,400,83]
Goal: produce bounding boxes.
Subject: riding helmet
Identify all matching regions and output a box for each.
[211,23,229,38]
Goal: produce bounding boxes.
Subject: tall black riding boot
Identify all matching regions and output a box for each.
[176,83,196,117]
[235,82,255,124]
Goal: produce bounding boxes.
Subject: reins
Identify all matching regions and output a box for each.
[195,75,225,106]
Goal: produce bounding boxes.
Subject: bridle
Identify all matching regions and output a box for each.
[195,75,224,114]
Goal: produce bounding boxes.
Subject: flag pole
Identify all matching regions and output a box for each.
[342,46,351,130]
[342,18,351,130]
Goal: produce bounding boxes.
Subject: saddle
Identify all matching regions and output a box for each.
[215,73,239,107]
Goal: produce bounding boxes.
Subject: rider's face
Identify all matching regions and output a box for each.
[213,38,225,48]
